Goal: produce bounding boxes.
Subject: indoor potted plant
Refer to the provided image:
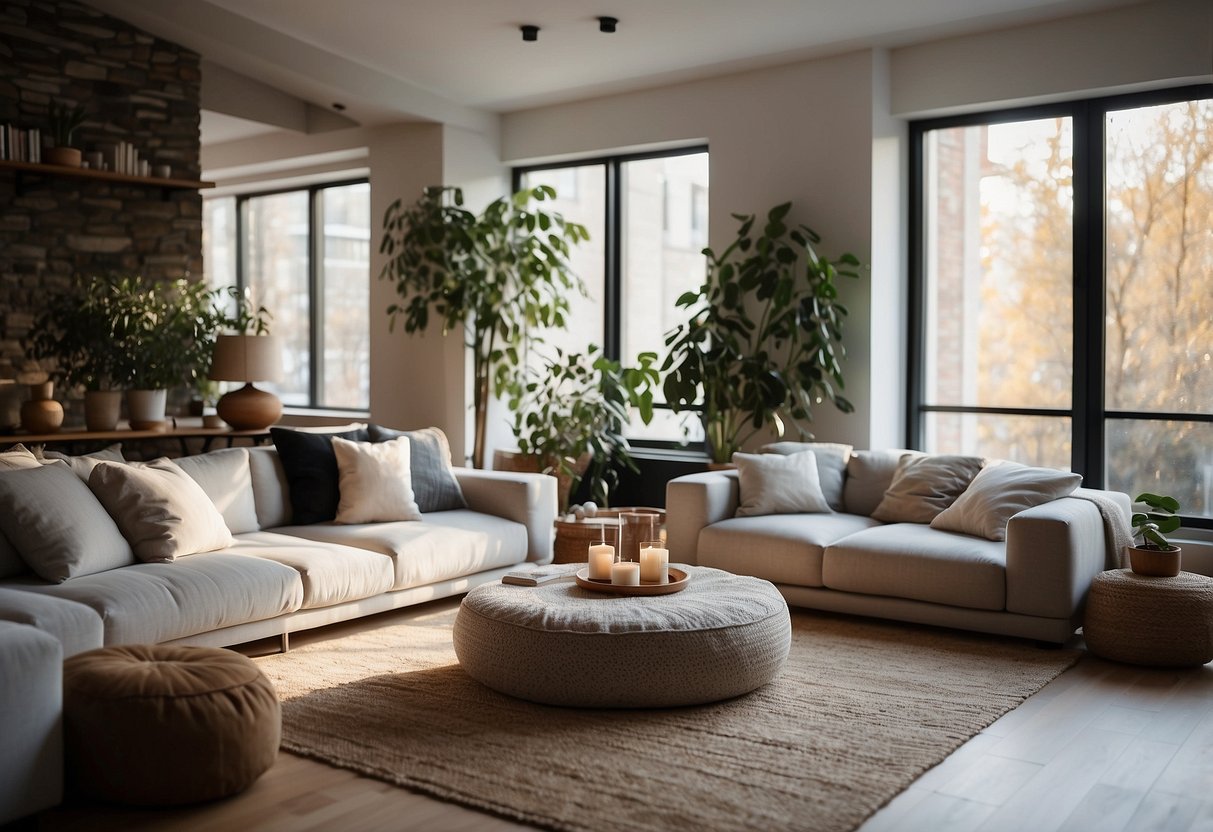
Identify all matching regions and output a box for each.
[379,185,589,469]
[505,345,659,511]
[45,101,88,168]
[661,202,862,464]
[1128,492,1183,577]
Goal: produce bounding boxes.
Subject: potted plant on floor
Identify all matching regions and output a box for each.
[1128,492,1183,577]
[379,185,589,469]
[661,202,862,464]
[504,345,659,511]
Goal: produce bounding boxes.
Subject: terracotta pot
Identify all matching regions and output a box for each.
[20,381,64,433]
[1128,545,1182,577]
[44,146,82,167]
[84,389,123,432]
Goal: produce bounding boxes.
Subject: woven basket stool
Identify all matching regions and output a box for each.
[63,644,281,805]
[1083,569,1213,667]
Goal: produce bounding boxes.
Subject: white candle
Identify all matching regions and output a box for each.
[610,561,641,586]
[588,543,615,580]
[639,546,668,584]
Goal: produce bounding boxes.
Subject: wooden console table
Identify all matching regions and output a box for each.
[1,420,271,456]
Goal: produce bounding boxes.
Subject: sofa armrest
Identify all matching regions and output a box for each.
[1005,496,1110,619]
[452,468,557,564]
[665,470,740,564]
[0,587,103,658]
[0,621,63,824]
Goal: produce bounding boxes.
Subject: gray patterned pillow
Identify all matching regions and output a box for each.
[367,425,466,513]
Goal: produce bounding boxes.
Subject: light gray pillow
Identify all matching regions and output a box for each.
[843,449,924,516]
[42,443,125,480]
[760,441,852,511]
[173,448,260,535]
[734,450,832,517]
[0,461,135,583]
[931,461,1083,541]
[871,454,985,524]
[367,425,467,512]
[88,459,235,563]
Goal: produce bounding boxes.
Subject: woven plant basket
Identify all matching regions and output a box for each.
[553,507,665,564]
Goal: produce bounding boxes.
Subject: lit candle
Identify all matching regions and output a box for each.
[639,545,668,584]
[588,542,615,581]
[610,561,641,586]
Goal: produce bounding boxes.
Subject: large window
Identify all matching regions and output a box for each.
[202,180,370,410]
[912,86,1213,524]
[516,148,709,445]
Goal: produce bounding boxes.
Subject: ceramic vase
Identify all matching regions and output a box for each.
[84,389,123,432]
[126,389,168,430]
[20,381,64,433]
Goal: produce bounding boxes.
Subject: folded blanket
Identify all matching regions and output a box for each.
[1074,490,1134,569]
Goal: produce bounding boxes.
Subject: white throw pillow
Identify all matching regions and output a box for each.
[173,448,260,535]
[332,436,422,524]
[734,450,832,517]
[759,441,853,511]
[930,461,1083,541]
[0,443,41,471]
[871,454,985,524]
[88,459,235,563]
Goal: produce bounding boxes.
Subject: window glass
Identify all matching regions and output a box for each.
[319,182,371,408]
[1106,420,1212,519]
[925,412,1072,469]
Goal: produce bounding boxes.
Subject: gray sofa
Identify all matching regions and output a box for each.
[0,441,556,823]
[666,446,1130,645]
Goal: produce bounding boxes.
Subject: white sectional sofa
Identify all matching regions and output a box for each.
[666,445,1131,645]
[0,433,556,822]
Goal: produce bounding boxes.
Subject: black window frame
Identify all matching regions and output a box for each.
[217,177,370,412]
[513,145,709,451]
[908,83,1213,528]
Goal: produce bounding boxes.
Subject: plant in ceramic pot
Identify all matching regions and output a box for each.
[1128,492,1183,577]
[661,202,862,464]
[506,346,659,510]
[46,101,87,167]
[379,185,589,468]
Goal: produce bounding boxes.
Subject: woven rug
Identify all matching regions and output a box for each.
[256,604,1079,832]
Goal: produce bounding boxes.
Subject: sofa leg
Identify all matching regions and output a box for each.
[280,632,290,653]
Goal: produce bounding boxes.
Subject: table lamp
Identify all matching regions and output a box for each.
[208,334,283,430]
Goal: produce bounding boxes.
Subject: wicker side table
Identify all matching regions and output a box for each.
[1083,569,1213,667]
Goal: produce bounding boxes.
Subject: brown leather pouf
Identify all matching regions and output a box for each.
[1084,569,1213,668]
[63,644,280,806]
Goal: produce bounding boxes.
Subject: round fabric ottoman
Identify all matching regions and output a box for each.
[1084,569,1213,667]
[63,644,281,805]
[453,565,791,708]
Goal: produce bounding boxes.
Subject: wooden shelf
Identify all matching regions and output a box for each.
[0,159,214,191]
[1,420,270,455]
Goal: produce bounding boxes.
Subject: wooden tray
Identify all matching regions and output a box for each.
[574,566,689,596]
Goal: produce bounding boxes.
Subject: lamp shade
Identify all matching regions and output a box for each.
[208,335,283,383]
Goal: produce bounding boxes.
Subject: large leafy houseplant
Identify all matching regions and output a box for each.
[662,203,861,463]
[509,346,659,508]
[380,185,590,468]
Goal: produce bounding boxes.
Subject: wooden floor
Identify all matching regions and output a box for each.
[33,601,1213,832]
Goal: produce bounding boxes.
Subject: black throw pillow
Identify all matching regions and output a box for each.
[367,424,467,513]
[270,426,370,524]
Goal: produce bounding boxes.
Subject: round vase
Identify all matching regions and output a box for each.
[84,389,123,432]
[21,381,64,433]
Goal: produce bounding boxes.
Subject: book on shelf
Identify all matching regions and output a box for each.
[0,125,42,163]
[501,568,572,586]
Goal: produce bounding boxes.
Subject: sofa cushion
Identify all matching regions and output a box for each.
[931,461,1083,541]
[758,441,852,511]
[276,509,528,590]
[9,553,304,645]
[368,425,467,512]
[822,523,1007,611]
[173,448,260,535]
[871,454,984,524]
[698,513,881,587]
[0,462,135,583]
[332,437,422,524]
[734,451,832,517]
[843,449,923,516]
[0,586,104,658]
[88,459,235,563]
[270,426,370,525]
[248,447,291,529]
[224,532,395,609]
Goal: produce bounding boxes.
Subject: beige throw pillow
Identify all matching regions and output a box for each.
[734,450,832,517]
[870,454,985,524]
[332,436,422,524]
[930,461,1083,541]
[88,459,235,563]
[0,443,41,471]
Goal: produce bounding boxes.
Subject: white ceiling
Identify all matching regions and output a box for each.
[90,0,1137,136]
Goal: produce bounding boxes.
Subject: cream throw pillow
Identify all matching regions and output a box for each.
[734,450,832,517]
[759,441,853,511]
[0,443,41,471]
[88,459,235,563]
[930,461,1083,541]
[332,436,422,524]
[871,454,985,524]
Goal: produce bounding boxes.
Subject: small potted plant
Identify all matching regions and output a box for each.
[46,101,88,168]
[1128,492,1182,577]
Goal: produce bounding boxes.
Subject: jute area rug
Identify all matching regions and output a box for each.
[255,604,1078,832]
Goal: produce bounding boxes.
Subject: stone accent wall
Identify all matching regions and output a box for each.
[0,0,203,381]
